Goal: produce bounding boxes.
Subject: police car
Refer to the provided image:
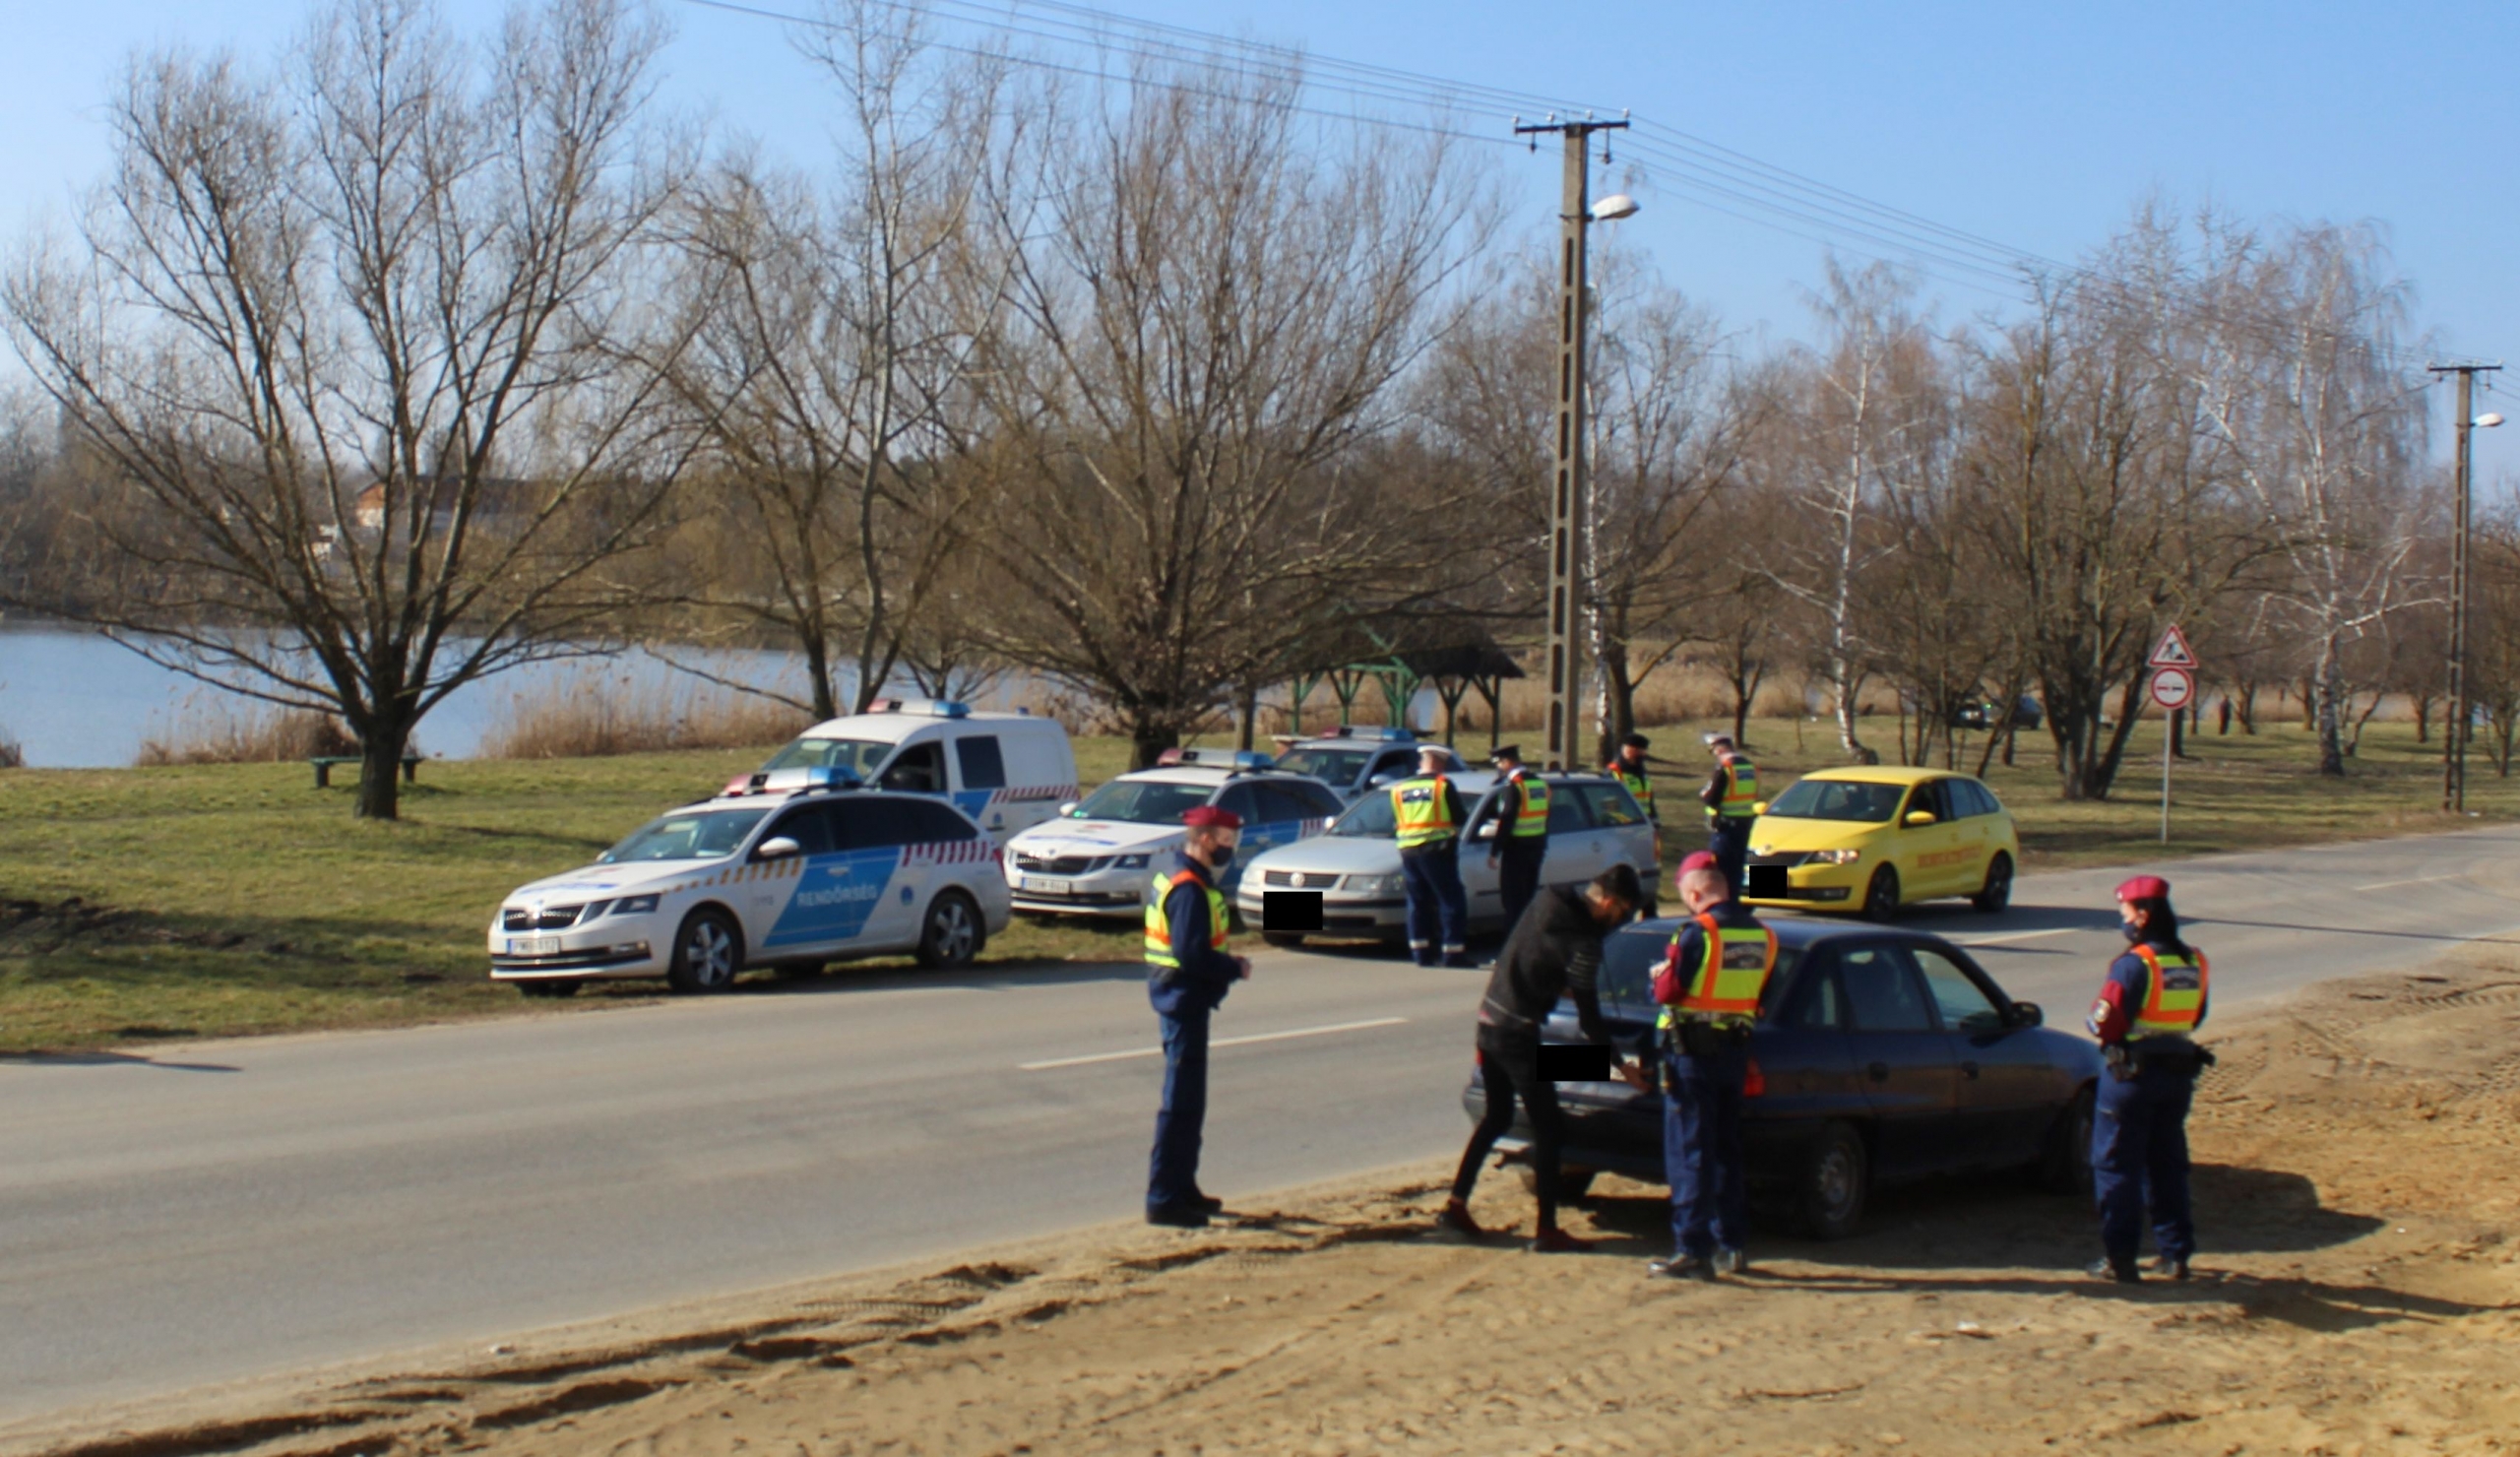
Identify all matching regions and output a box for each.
[1266,726,1469,803]
[742,698,1077,844]
[489,771,1012,997]
[1002,750,1348,919]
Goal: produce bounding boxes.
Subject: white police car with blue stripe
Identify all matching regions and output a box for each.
[489,770,1012,996]
[1002,751,1347,919]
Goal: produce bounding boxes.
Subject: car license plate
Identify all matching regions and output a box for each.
[1027,877,1072,896]
[510,936,560,956]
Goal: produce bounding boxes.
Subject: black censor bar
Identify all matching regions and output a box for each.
[1747,863,1788,900]
[1537,1044,1611,1082]
[1261,890,1323,932]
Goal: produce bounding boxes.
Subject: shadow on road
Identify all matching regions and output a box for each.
[0,1049,242,1073]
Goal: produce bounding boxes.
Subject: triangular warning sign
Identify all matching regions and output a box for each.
[2148,624,2196,669]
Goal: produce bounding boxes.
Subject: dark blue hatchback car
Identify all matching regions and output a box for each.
[1463,917,2102,1238]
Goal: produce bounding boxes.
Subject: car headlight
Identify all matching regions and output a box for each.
[607,894,662,917]
[1114,854,1151,870]
[1346,873,1405,896]
[1808,849,1862,865]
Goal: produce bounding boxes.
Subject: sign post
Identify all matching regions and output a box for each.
[2148,625,2198,845]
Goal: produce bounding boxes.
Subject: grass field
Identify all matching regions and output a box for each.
[0,717,2506,1054]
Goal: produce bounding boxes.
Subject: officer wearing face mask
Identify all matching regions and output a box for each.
[2084,874,2213,1283]
[1144,804,1252,1229]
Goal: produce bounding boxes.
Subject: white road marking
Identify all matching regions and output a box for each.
[1954,927,2083,946]
[2352,873,2466,893]
[1020,1016,1410,1071]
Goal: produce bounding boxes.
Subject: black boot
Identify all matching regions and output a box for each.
[2087,1255,2141,1285]
[2151,1254,2190,1281]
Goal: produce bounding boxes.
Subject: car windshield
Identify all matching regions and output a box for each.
[1273,748,1373,785]
[1069,780,1215,824]
[599,808,771,862]
[761,736,894,778]
[1329,793,1399,839]
[1763,779,1907,823]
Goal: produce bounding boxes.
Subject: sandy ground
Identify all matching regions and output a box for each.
[18,952,2520,1457]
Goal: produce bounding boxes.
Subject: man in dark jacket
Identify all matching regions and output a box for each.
[1144,804,1253,1229]
[1436,862,1643,1251]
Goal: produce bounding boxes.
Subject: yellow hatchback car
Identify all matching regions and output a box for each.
[1740,766,2019,920]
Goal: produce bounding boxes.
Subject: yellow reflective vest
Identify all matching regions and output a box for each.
[1144,870,1228,971]
[1391,776,1458,850]
[1657,912,1779,1030]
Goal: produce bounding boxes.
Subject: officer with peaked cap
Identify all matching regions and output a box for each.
[1486,745,1551,934]
[2085,873,2212,1282]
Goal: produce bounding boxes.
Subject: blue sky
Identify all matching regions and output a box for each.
[6,0,2512,483]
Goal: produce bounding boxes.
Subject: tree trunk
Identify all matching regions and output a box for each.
[802,632,840,723]
[1599,650,1636,768]
[2235,680,2258,734]
[1237,684,1260,751]
[352,712,417,821]
[1129,711,1179,773]
[2412,691,2433,745]
[2312,638,2348,777]
[1832,663,1876,765]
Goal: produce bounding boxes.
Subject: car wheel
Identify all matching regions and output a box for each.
[1796,1122,1870,1240]
[1861,866,1902,922]
[916,890,984,970]
[1972,853,2014,914]
[1261,931,1306,949]
[2037,1084,2097,1196]
[1518,1165,1599,1203]
[515,979,581,999]
[666,909,743,995]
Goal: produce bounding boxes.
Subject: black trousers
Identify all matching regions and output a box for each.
[1451,1025,1569,1229]
[1496,838,1546,934]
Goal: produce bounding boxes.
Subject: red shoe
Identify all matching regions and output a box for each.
[1432,1199,1485,1239]
[1529,1227,1596,1254]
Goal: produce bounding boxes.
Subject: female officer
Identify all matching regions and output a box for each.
[2084,874,2211,1283]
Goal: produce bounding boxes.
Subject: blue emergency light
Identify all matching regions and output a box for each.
[1333,726,1416,742]
[801,766,864,790]
[865,698,971,719]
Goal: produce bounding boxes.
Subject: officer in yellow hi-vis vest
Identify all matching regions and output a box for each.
[1645,859,1777,1280]
[1391,746,1471,967]
[1699,731,1760,900]
[1144,804,1253,1229]
[1485,745,1551,934]
[2084,874,2212,1283]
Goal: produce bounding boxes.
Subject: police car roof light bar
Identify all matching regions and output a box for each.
[1334,726,1416,741]
[866,697,971,719]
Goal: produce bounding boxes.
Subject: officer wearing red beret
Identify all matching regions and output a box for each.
[1144,804,1252,1228]
[2085,874,2212,1282]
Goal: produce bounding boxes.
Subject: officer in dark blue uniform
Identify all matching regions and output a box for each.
[1485,745,1551,934]
[1144,804,1252,1229]
[1645,856,1777,1280]
[2085,874,2212,1283]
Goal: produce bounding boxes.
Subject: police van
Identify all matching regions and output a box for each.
[741,699,1077,844]
[490,773,1013,996]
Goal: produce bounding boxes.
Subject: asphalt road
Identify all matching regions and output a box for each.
[6,825,2518,1425]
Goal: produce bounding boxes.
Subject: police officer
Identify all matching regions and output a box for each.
[1606,732,1658,828]
[1645,862,1778,1280]
[1700,732,1760,900]
[1144,804,1253,1229]
[1392,746,1471,968]
[1486,745,1550,933]
[1436,863,1643,1252]
[2085,874,2211,1283]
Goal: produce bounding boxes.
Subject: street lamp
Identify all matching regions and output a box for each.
[2443,378,2505,813]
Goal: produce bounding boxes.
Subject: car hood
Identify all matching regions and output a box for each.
[1238,835,1401,882]
[505,862,700,905]
[1747,816,1889,855]
[1006,820,1181,858]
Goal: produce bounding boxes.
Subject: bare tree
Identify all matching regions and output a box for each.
[964,63,1489,768]
[4,0,692,816]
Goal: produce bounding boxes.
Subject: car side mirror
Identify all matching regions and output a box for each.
[1752,800,1769,815]
[755,836,802,861]
[1058,800,1080,817]
[1903,810,1937,827]
[2012,1001,2043,1027]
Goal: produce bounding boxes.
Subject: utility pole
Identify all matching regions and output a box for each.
[2431,360,2503,814]
[1515,113,1628,771]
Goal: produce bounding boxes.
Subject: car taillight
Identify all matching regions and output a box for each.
[1744,1057,1767,1098]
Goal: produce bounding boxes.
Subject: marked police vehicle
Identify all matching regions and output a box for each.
[1232,771,1656,947]
[1002,749,1347,919]
[490,770,1012,997]
[743,699,1076,844]
[1266,726,1468,803]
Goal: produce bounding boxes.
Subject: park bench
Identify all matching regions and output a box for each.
[309,755,424,789]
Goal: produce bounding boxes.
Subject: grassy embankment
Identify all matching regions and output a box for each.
[0,718,2506,1053]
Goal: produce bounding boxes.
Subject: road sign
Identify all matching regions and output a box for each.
[2150,665,2195,711]
[2148,624,2197,669]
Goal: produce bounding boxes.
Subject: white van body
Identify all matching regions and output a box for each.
[749,701,1078,844]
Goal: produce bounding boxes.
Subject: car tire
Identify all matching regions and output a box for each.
[515,979,581,999]
[1972,853,2014,915]
[1795,1121,1870,1240]
[1519,1165,1599,1203]
[916,890,984,970]
[1860,866,1902,922]
[1261,931,1306,949]
[666,909,744,995]
[2037,1084,2097,1196]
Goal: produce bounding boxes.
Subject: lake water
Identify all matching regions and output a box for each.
[0,624,1036,768]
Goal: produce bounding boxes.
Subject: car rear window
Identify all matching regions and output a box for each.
[1274,747,1373,785]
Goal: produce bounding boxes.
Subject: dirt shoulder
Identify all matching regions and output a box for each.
[16,953,2520,1457]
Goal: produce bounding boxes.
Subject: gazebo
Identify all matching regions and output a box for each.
[1283,616,1526,750]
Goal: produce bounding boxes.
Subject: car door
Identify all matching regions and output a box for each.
[1934,778,1994,896]
[1573,781,1654,879]
[1836,938,1962,1179]
[1896,780,1969,897]
[1749,949,1859,1124]
[1539,780,1606,888]
[768,797,919,953]
[1460,789,1510,927]
[1903,939,2053,1168]
[736,803,835,956]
